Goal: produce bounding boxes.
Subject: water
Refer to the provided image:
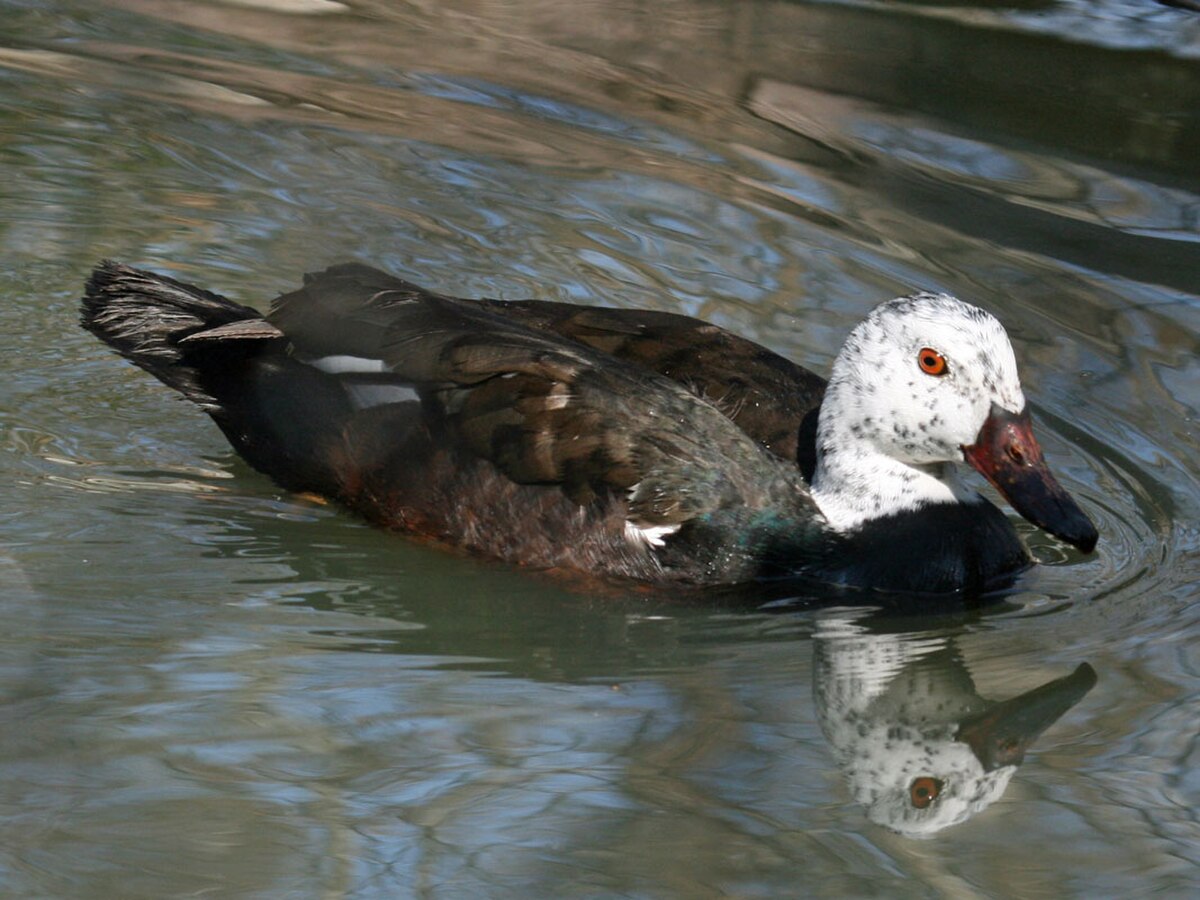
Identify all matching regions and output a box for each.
[2,0,1198,895]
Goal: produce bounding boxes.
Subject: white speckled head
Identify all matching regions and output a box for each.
[842,724,1017,838]
[812,293,1027,530]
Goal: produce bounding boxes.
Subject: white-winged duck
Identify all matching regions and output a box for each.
[80,262,1098,595]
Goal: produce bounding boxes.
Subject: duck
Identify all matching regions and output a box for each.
[79,261,1097,595]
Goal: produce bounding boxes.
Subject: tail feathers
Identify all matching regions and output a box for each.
[81,261,275,410]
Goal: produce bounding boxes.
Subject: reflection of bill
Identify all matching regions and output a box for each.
[814,613,1095,837]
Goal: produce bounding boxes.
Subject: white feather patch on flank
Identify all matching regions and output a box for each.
[305,354,386,374]
[624,520,680,548]
[346,383,420,409]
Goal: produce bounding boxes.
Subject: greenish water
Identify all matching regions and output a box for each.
[2,0,1198,896]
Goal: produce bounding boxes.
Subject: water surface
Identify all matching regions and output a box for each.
[1,0,1198,896]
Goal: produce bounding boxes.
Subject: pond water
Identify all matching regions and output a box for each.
[2,0,1198,896]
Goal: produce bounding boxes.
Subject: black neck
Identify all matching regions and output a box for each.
[752,500,1032,597]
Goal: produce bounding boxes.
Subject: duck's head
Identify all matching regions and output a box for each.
[825,661,1097,838]
[812,293,1097,553]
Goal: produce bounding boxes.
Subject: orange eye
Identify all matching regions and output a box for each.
[910,777,943,809]
[918,348,948,376]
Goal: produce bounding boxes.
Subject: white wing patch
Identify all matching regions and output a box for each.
[300,355,421,409]
[346,383,420,409]
[305,354,386,374]
[624,521,680,548]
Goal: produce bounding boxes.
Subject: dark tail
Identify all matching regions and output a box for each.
[81,261,353,495]
[80,261,275,411]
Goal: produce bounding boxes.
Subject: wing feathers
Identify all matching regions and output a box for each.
[267,264,817,531]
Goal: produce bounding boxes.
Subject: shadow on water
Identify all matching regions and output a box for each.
[156,467,1084,672]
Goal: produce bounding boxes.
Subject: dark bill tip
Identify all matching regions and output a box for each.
[957,662,1098,771]
[962,404,1098,554]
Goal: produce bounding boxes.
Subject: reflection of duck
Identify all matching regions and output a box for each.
[81,262,1095,593]
[814,613,1096,836]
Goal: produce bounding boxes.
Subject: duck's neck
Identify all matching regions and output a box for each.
[810,430,981,533]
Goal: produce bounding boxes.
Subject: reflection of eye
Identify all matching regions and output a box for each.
[918,348,948,376]
[910,777,944,809]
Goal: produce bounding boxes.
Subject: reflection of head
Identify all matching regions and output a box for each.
[837,717,1017,838]
[814,613,1095,837]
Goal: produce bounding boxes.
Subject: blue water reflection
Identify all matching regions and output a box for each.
[1,0,1197,895]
